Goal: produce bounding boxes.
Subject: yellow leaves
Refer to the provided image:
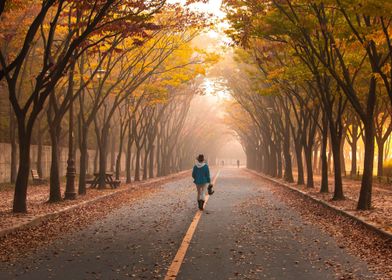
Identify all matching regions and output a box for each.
[194,64,206,75]
[256,84,281,97]
[143,83,166,94]
[373,72,384,83]
[339,0,392,17]
[365,29,388,47]
[382,64,391,75]
[267,67,285,80]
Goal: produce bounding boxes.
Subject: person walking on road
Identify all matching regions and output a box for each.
[192,154,211,210]
[237,159,240,168]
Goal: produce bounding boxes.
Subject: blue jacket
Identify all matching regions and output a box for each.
[192,163,211,185]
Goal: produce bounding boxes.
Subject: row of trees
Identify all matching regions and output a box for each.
[224,0,392,210]
[0,0,214,213]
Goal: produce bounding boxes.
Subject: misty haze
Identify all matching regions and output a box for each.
[0,1,391,280]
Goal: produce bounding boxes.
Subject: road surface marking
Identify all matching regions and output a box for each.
[164,170,221,280]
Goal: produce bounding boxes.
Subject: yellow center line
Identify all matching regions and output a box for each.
[164,169,221,280]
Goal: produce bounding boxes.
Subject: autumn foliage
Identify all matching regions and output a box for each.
[0,0,214,213]
[224,0,392,210]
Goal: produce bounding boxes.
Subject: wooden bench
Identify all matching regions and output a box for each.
[112,179,121,188]
[89,172,121,189]
[31,169,48,185]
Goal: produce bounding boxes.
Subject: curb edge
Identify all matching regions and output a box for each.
[0,170,190,239]
[246,169,392,240]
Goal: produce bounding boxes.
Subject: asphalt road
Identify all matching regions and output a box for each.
[0,168,374,279]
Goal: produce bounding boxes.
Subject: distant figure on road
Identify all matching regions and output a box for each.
[237,159,240,168]
[192,154,211,210]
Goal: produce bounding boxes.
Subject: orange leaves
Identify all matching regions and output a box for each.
[0,1,39,43]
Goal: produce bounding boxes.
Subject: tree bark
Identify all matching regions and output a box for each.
[357,120,375,210]
[320,115,329,193]
[126,126,132,183]
[294,142,305,185]
[313,143,319,175]
[9,106,17,184]
[48,125,62,202]
[156,132,162,177]
[11,81,43,212]
[149,144,155,178]
[283,115,294,182]
[94,145,99,174]
[304,145,314,188]
[377,141,384,177]
[350,123,358,176]
[340,129,346,176]
[330,128,344,200]
[110,130,116,172]
[357,79,377,210]
[98,125,109,189]
[276,143,283,178]
[327,141,332,174]
[78,127,88,195]
[143,149,149,180]
[269,141,277,177]
[134,147,141,181]
[36,121,43,178]
[115,136,125,181]
[12,123,32,213]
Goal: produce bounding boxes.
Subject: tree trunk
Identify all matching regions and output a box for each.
[115,124,126,181]
[304,146,314,188]
[135,147,141,181]
[260,142,267,174]
[283,117,294,182]
[115,144,123,181]
[10,107,17,184]
[256,149,261,172]
[340,131,346,176]
[320,116,329,193]
[330,129,344,200]
[357,79,377,210]
[149,144,155,178]
[269,142,277,177]
[13,124,32,213]
[78,128,88,195]
[276,143,282,178]
[98,125,109,189]
[94,145,99,174]
[157,136,161,177]
[357,120,375,210]
[126,139,132,183]
[327,142,332,174]
[313,144,319,175]
[126,121,132,183]
[377,139,384,177]
[350,124,358,176]
[143,149,148,180]
[110,130,116,172]
[36,123,43,178]
[48,126,62,202]
[294,142,305,185]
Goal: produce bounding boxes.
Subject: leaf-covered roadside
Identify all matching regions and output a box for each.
[0,172,189,262]
[266,171,392,235]
[249,173,392,280]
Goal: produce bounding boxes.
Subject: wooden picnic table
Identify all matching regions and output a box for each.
[89,172,120,189]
